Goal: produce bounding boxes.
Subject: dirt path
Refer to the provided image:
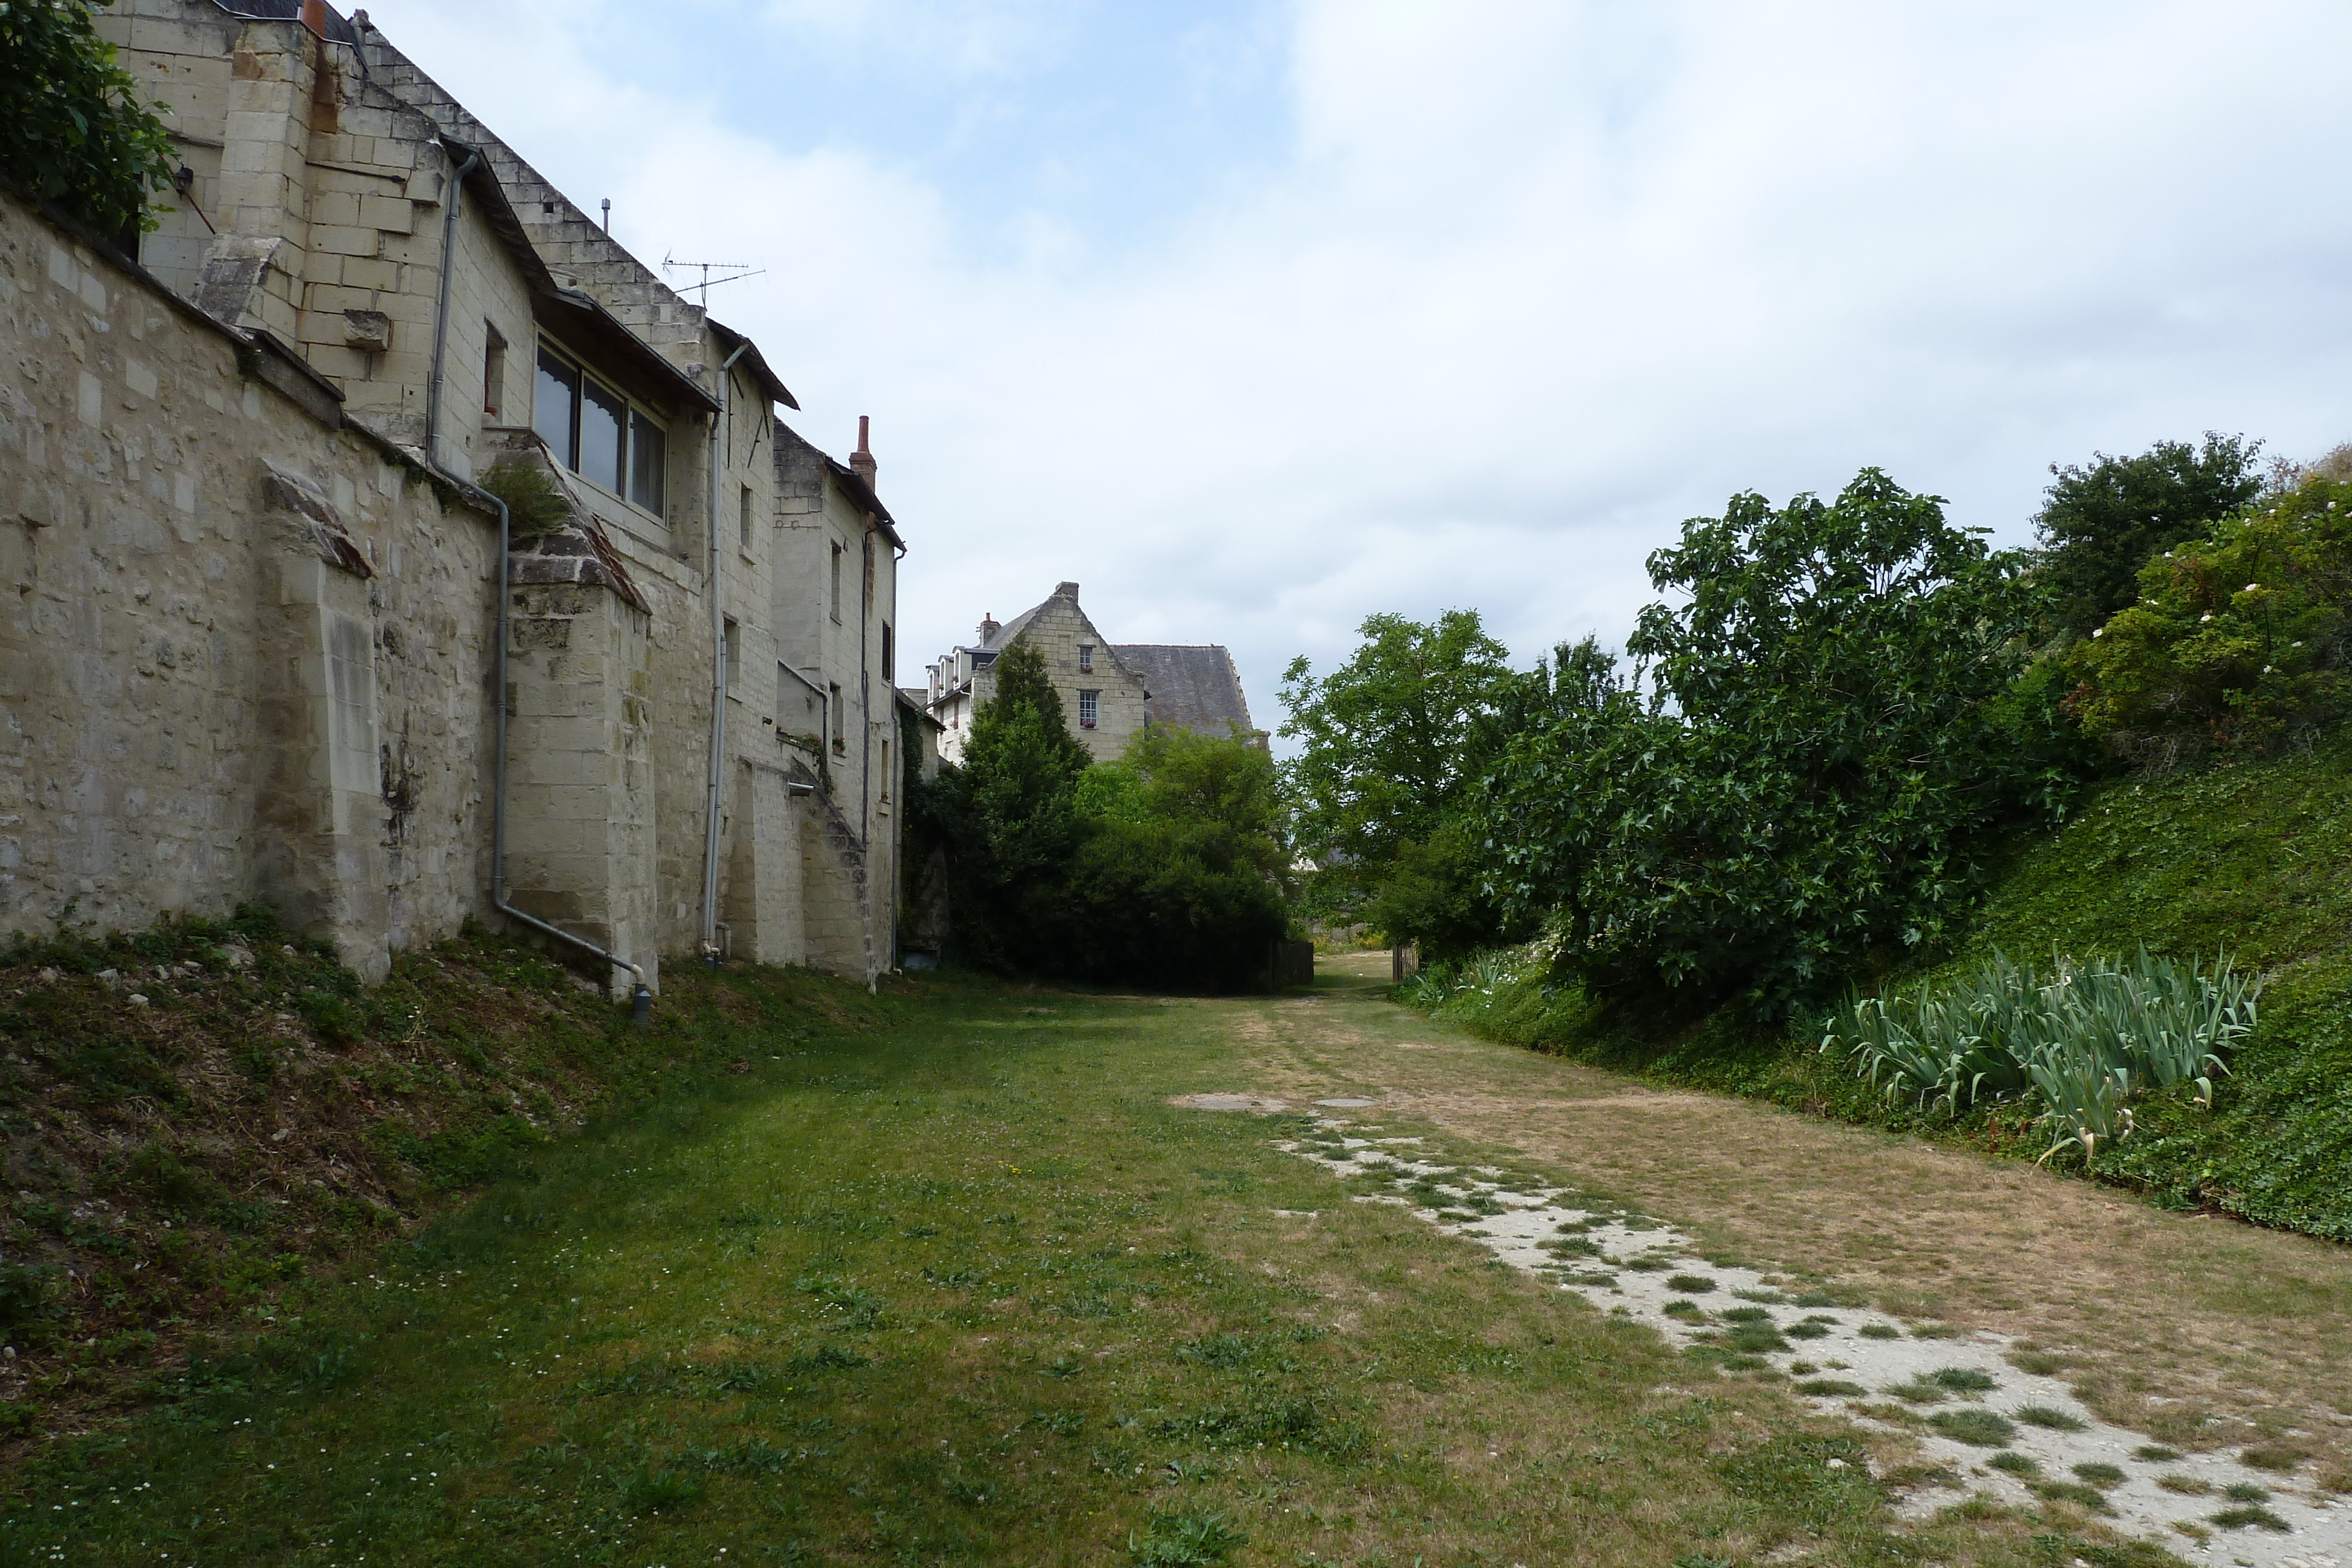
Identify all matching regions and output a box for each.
[1246,953,2352,1510]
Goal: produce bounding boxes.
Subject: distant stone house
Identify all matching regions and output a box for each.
[924,583,1261,765]
[0,0,907,988]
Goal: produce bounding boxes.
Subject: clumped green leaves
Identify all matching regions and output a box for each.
[2073,475,2352,768]
[1823,948,2257,1158]
[938,638,1289,990]
[1484,470,2054,1015]
[0,0,176,239]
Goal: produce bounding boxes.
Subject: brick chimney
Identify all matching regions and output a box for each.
[978,613,1000,644]
[1054,581,1079,601]
[849,414,877,493]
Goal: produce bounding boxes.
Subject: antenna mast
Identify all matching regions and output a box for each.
[661,251,766,306]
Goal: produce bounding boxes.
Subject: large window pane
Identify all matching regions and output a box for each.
[579,376,624,494]
[629,409,666,513]
[533,347,578,467]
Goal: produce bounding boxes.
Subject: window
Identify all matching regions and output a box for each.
[534,340,666,514]
[1077,644,1093,673]
[829,542,843,623]
[739,484,754,556]
[483,324,507,419]
[881,623,894,682]
[1078,689,1099,729]
[723,617,741,693]
[828,682,844,751]
[629,410,665,511]
[880,738,890,800]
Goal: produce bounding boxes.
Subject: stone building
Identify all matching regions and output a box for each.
[0,0,907,991]
[924,582,1260,765]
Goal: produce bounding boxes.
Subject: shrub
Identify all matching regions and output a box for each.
[2073,476,2352,767]
[1823,948,2257,1158]
[2033,434,2264,643]
[1484,469,2052,1017]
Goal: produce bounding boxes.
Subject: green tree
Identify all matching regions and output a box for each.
[2034,434,2263,643]
[1478,636,1649,955]
[2073,474,2352,767]
[1488,470,2050,1015]
[944,638,1091,973]
[1278,611,1515,954]
[1,0,177,240]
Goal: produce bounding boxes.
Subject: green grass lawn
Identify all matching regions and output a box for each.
[0,969,2166,1567]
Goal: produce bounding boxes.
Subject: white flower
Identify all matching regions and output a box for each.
[2246,583,2260,591]
[2200,613,2213,623]
[2092,627,2103,638]
[2264,665,2275,674]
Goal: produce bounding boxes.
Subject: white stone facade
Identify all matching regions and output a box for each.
[0,1,908,988]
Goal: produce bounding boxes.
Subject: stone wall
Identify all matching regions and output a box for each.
[970,587,1150,763]
[2,196,499,979]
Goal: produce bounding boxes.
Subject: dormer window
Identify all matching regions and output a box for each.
[1078,644,1093,673]
[535,341,666,513]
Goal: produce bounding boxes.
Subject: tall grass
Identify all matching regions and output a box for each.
[1822,950,2258,1159]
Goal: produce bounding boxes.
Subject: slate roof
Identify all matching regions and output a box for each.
[1114,645,1257,738]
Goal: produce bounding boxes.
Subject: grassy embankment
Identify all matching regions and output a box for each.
[1414,730,2352,1240]
[0,931,2178,1565]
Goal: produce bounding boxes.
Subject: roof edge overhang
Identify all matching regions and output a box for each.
[709,318,799,410]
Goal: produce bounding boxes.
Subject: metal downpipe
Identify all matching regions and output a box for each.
[422,145,480,468]
[699,342,751,968]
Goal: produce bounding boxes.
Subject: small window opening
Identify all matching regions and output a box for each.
[723,617,741,693]
[829,542,844,623]
[1077,643,1093,673]
[483,323,507,419]
[1078,689,1099,730]
[739,484,754,556]
[828,682,845,751]
[881,623,894,682]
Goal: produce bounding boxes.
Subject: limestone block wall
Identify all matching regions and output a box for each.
[1,195,499,977]
[500,581,659,990]
[972,590,1150,763]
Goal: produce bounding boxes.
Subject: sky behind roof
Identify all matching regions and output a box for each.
[367,0,2352,738]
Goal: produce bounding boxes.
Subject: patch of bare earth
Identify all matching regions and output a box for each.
[1235,953,2352,1498]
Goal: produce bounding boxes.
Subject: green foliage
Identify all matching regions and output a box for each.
[941,645,1289,990]
[477,459,573,536]
[1486,469,2053,1015]
[2073,475,2352,767]
[1279,611,1517,951]
[1424,728,2352,1242]
[0,0,176,239]
[1823,948,2256,1156]
[944,639,1092,975]
[2034,433,2264,643]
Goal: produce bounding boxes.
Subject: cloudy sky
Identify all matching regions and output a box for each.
[370,0,2352,735]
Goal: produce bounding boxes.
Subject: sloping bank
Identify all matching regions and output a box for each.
[0,911,900,1457]
[1409,730,2352,1242]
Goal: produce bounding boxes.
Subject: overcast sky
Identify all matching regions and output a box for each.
[368,0,2352,737]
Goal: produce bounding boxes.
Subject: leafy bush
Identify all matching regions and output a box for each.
[1485,469,2053,1015]
[2072,476,2352,767]
[938,647,1289,990]
[0,0,175,239]
[1823,949,2256,1157]
[2033,434,2264,643]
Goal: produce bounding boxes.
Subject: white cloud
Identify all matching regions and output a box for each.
[370,0,2352,737]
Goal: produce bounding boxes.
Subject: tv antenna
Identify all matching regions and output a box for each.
[662,252,766,305]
